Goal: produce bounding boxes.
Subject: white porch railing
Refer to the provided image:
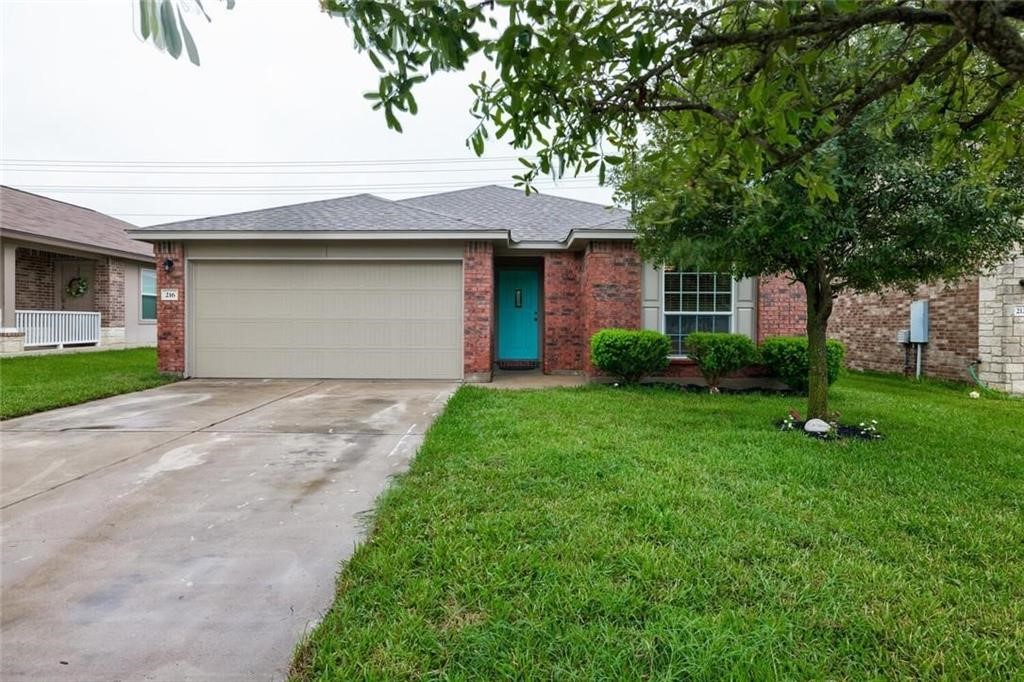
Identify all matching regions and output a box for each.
[16,310,102,348]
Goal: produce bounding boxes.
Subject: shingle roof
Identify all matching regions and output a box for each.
[0,186,152,260]
[131,185,631,243]
[136,193,495,234]
[399,185,631,242]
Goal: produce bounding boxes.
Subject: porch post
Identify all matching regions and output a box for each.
[1,239,16,331]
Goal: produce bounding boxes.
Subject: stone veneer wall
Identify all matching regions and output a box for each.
[155,241,186,374]
[978,251,1024,394]
[830,280,980,382]
[14,248,57,310]
[757,275,806,340]
[542,251,584,373]
[581,241,642,372]
[463,241,495,381]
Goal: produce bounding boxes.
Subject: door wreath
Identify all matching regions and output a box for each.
[65,276,89,298]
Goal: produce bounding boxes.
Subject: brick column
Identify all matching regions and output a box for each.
[463,241,494,382]
[543,251,584,373]
[155,242,186,375]
[757,275,807,341]
[94,259,126,349]
[581,241,641,373]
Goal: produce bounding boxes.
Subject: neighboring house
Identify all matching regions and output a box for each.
[127,185,801,382]
[0,186,157,354]
[827,250,1024,395]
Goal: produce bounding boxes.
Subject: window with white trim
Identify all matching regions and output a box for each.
[663,269,732,355]
[141,267,157,321]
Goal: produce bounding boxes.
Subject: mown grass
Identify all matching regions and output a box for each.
[0,347,176,419]
[292,373,1023,680]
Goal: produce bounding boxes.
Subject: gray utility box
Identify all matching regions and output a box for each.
[910,299,929,343]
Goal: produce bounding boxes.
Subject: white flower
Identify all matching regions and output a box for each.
[969,391,980,399]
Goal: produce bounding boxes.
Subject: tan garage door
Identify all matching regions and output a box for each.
[190,260,462,379]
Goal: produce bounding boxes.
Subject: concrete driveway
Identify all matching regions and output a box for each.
[0,379,455,681]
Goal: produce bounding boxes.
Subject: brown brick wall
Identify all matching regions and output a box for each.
[757,274,806,340]
[463,241,494,380]
[830,280,979,382]
[581,241,642,372]
[543,251,584,372]
[155,242,186,374]
[14,248,57,310]
[93,258,126,328]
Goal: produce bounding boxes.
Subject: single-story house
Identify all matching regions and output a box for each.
[1,186,157,354]
[128,185,804,382]
[827,250,1024,395]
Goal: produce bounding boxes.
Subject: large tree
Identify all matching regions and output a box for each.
[318,0,1024,194]
[618,111,1024,417]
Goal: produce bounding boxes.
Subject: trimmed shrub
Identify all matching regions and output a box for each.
[684,332,759,392]
[590,329,671,384]
[760,336,845,392]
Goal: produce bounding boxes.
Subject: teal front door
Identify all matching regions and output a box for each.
[497,269,540,361]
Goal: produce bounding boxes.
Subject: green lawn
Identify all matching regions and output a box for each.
[0,347,177,419]
[292,373,1023,680]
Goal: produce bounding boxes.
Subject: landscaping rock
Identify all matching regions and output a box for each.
[804,418,831,434]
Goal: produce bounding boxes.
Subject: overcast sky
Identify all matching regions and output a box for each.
[0,0,615,226]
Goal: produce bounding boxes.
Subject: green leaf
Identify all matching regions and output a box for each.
[178,7,200,66]
[139,0,152,39]
[159,0,182,59]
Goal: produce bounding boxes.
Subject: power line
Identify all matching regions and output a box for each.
[0,155,526,167]
[16,178,602,195]
[0,166,538,176]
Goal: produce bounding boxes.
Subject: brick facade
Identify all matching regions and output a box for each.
[93,258,126,328]
[542,251,584,373]
[14,248,57,310]
[581,241,642,371]
[830,280,980,382]
[978,252,1024,394]
[757,275,806,340]
[155,242,186,374]
[463,241,494,381]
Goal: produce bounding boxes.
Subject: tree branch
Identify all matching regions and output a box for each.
[962,73,1024,130]
[690,5,955,51]
[771,31,965,168]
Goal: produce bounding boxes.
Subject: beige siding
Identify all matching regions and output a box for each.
[189,260,462,379]
[124,262,157,346]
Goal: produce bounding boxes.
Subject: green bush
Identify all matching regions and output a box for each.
[590,329,671,384]
[760,336,845,392]
[684,332,759,392]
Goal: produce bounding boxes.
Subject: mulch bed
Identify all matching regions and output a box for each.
[779,420,884,441]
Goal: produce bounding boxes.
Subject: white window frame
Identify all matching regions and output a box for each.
[140,266,157,323]
[660,269,736,358]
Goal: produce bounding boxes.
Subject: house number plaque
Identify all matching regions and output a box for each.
[160,289,180,301]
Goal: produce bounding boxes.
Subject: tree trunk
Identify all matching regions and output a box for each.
[803,269,834,420]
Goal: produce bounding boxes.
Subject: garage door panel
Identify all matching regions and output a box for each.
[194,319,461,350]
[191,261,462,379]
[195,348,462,380]
[195,290,460,320]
